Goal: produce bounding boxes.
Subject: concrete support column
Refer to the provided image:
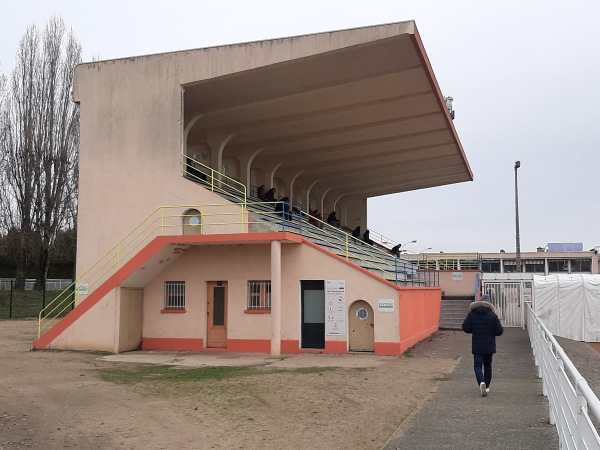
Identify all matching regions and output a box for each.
[270,240,282,356]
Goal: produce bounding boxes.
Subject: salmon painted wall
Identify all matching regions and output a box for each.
[143,245,274,343]
[142,240,402,352]
[439,270,480,297]
[47,289,119,352]
[398,287,442,353]
[283,243,401,347]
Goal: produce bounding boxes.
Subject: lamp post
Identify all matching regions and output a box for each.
[400,240,417,253]
[514,161,521,272]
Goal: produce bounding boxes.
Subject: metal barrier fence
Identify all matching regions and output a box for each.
[0,279,72,291]
[0,281,70,319]
[527,303,600,449]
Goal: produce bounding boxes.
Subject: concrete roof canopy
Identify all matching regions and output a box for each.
[183,21,472,204]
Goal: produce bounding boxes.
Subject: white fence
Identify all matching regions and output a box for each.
[0,279,72,291]
[527,303,600,449]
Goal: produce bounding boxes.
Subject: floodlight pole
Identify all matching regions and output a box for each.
[514,161,521,272]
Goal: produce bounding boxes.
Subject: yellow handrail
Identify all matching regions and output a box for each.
[181,153,247,208]
[38,201,427,338]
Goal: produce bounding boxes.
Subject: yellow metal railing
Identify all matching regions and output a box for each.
[38,200,429,338]
[182,153,247,206]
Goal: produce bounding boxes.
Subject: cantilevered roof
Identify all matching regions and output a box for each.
[184,21,472,202]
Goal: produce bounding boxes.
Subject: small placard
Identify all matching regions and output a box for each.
[378,299,395,313]
[76,283,89,295]
[452,272,463,281]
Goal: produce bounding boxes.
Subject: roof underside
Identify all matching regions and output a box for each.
[184,27,472,201]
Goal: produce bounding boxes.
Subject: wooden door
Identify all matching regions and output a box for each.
[207,281,227,348]
[349,300,374,352]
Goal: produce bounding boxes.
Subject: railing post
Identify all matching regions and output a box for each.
[345,234,349,260]
[9,279,13,319]
[394,257,398,285]
[161,208,164,235]
[576,383,588,449]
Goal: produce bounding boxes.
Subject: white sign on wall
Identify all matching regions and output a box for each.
[378,299,395,312]
[325,280,346,336]
[452,272,463,281]
[75,283,89,295]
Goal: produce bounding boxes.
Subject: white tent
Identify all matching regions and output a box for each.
[533,274,600,342]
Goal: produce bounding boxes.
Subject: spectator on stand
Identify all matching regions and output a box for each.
[257,185,267,201]
[265,188,276,202]
[363,229,374,246]
[327,211,339,227]
[274,197,292,221]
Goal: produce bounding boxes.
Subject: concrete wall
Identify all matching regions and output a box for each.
[438,270,480,298]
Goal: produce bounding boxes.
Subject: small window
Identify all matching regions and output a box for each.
[247,281,271,310]
[165,281,185,309]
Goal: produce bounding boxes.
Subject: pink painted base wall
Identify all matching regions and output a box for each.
[398,288,441,353]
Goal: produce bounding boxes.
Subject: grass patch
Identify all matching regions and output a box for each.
[100,365,257,384]
[0,290,68,319]
[100,365,337,385]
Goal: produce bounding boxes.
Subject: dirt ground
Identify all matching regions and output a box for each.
[0,320,459,450]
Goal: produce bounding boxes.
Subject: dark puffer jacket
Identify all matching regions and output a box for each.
[462,299,504,355]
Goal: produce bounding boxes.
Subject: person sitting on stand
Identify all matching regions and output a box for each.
[352,226,361,239]
[327,211,339,227]
[363,229,374,246]
[257,185,267,201]
[390,244,401,257]
[274,197,292,221]
[265,187,276,202]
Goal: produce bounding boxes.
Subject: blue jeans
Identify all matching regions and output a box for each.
[473,354,493,387]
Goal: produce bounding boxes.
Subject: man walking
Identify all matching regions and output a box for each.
[462,294,504,397]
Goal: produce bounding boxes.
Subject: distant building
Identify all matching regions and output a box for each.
[411,248,599,275]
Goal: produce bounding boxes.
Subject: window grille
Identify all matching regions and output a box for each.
[164,281,185,309]
[247,281,271,309]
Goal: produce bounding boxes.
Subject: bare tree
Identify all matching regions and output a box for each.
[0,17,81,289]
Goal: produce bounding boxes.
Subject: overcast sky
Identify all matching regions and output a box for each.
[2,0,599,254]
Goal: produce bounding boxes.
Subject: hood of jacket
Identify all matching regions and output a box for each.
[469,300,495,314]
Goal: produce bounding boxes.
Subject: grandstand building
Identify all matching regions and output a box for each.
[33,22,473,356]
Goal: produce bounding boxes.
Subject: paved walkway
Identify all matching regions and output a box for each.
[383,328,559,450]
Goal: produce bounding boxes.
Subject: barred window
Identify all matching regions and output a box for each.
[164,281,186,309]
[247,281,271,310]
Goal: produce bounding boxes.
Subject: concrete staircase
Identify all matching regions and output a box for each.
[439,298,472,329]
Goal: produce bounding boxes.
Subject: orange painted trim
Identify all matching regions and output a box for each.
[325,340,347,354]
[160,309,186,314]
[244,309,271,314]
[142,337,203,351]
[163,231,303,245]
[375,342,402,356]
[281,340,300,353]
[227,339,270,353]
[302,239,401,290]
